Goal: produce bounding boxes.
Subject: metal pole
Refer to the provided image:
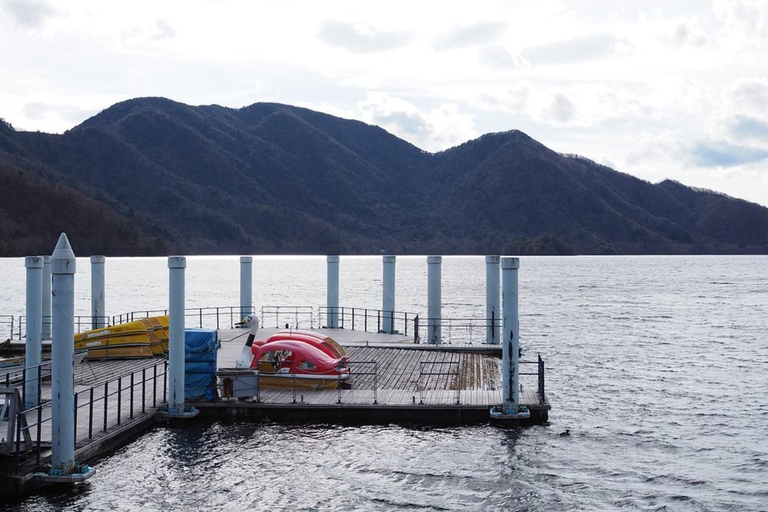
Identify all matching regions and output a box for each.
[240,256,252,320]
[168,256,186,413]
[486,255,500,345]
[51,233,76,475]
[382,255,396,333]
[501,257,520,413]
[427,256,442,344]
[90,255,106,328]
[42,255,52,340]
[25,256,43,408]
[326,256,339,328]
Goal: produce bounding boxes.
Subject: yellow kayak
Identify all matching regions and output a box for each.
[75,316,169,359]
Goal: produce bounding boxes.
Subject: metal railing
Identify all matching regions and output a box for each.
[420,317,502,345]
[520,354,547,405]
[218,359,379,405]
[318,307,418,340]
[3,359,168,473]
[112,306,257,331]
[11,316,111,340]
[418,360,461,405]
[260,306,315,329]
[1,315,14,341]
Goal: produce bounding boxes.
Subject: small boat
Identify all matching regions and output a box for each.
[249,336,350,389]
[74,316,169,360]
[266,330,349,362]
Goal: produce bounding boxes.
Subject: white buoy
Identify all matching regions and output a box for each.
[240,256,253,319]
[382,255,396,333]
[51,233,76,475]
[502,257,520,412]
[486,255,500,344]
[24,256,43,409]
[90,255,106,329]
[327,255,339,328]
[168,256,186,413]
[42,255,51,340]
[427,256,442,344]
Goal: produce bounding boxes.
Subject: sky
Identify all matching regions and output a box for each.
[2,0,768,207]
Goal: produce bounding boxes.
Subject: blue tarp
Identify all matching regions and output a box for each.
[184,329,218,401]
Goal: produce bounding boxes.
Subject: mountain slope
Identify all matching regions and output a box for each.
[2,99,767,255]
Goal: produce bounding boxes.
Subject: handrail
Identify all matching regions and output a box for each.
[260,305,315,330]
[13,315,111,340]
[8,359,168,473]
[418,360,461,405]
[318,306,419,340]
[421,317,503,345]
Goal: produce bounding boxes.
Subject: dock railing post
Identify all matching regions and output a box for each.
[382,255,396,333]
[240,256,253,321]
[160,256,198,420]
[326,256,339,328]
[42,255,52,340]
[486,255,500,344]
[25,256,43,409]
[427,256,442,344]
[90,255,106,329]
[490,257,530,422]
[50,233,84,477]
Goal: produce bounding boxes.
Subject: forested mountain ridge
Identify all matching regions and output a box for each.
[1,98,766,256]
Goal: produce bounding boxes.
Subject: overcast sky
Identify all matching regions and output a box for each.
[2,0,768,206]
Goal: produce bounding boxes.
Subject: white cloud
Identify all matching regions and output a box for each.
[355,92,476,151]
[317,20,412,54]
[1,0,56,28]
[432,21,507,52]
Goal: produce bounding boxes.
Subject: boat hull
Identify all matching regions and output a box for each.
[74,316,169,360]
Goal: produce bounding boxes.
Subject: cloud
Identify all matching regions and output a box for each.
[542,94,576,124]
[122,19,177,44]
[317,20,411,54]
[657,20,709,48]
[432,21,507,52]
[478,46,527,70]
[1,0,55,28]
[21,102,99,131]
[729,115,768,139]
[153,19,176,41]
[726,78,768,113]
[713,0,768,42]
[355,92,476,151]
[691,140,768,167]
[521,32,618,66]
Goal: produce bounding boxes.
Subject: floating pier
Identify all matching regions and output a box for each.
[1,246,551,497]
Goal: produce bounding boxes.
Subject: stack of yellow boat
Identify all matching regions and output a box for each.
[74,316,169,359]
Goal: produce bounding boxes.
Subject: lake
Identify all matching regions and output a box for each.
[1,255,766,511]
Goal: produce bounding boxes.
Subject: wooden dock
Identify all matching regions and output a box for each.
[2,357,166,493]
[1,327,549,494]
[200,328,549,424]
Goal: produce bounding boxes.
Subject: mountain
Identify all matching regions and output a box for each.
[1,98,767,256]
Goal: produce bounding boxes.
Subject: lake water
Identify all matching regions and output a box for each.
[1,255,766,511]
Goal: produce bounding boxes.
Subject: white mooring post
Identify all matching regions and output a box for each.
[327,256,339,328]
[24,256,43,408]
[427,256,442,344]
[490,257,530,422]
[486,255,500,345]
[382,255,396,333]
[90,255,106,329]
[168,256,186,413]
[50,234,76,474]
[240,256,253,320]
[42,255,52,340]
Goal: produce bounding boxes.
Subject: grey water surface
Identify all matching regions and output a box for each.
[0,255,766,511]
